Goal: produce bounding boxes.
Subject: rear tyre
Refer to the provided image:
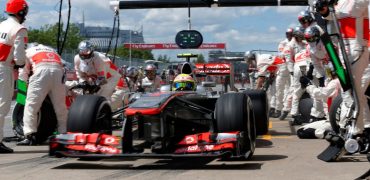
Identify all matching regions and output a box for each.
[298,92,313,123]
[12,97,57,143]
[243,89,269,135]
[329,96,342,134]
[215,93,255,159]
[67,95,112,134]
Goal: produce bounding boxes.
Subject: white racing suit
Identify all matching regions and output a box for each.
[19,45,67,136]
[104,61,122,110]
[290,48,310,116]
[288,42,309,116]
[275,39,291,113]
[0,16,27,141]
[142,76,162,93]
[255,54,277,109]
[297,78,341,139]
[283,39,306,113]
[74,52,119,101]
[306,78,342,117]
[324,0,370,134]
[306,40,328,118]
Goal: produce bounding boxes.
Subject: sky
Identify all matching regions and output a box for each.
[0,0,308,61]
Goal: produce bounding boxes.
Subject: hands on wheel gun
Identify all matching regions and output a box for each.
[71,80,102,95]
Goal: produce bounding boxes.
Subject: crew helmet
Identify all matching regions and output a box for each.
[286,27,294,40]
[6,0,28,17]
[172,74,196,91]
[298,10,314,27]
[78,40,95,60]
[293,26,305,40]
[244,51,256,62]
[304,26,321,43]
[126,66,139,78]
[144,64,157,80]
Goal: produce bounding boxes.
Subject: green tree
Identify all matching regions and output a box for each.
[28,23,84,51]
[157,54,170,63]
[192,54,205,63]
[196,54,206,63]
[109,46,154,60]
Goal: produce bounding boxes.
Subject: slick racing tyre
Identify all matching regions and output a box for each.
[243,89,269,135]
[12,97,57,143]
[329,96,342,134]
[215,93,255,159]
[298,92,313,123]
[67,95,112,134]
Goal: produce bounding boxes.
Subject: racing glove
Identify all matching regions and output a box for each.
[306,63,314,80]
[318,77,325,87]
[300,76,311,89]
[95,77,107,86]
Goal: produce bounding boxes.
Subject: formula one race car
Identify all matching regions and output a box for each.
[49,89,269,160]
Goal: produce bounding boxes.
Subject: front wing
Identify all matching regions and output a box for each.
[49,132,241,159]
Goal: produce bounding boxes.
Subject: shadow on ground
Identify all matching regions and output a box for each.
[53,158,263,170]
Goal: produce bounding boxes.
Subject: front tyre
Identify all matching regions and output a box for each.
[215,93,255,159]
[67,95,112,134]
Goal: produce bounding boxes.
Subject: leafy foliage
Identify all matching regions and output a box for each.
[157,54,171,63]
[28,23,84,51]
[109,46,154,60]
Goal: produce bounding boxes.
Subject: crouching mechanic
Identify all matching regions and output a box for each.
[74,40,119,101]
[17,43,68,145]
[297,64,341,139]
[141,64,161,92]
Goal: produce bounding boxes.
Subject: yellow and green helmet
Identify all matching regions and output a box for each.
[172,73,196,91]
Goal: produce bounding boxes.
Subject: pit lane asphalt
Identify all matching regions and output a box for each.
[1,97,369,180]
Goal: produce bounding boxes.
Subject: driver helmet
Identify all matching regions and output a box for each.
[244,51,256,63]
[304,25,321,43]
[78,40,95,60]
[172,73,196,91]
[298,10,314,28]
[286,28,294,41]
[6,0,28,19]
[126,66,139,79]
[293,26,305,41]
[144,64,157,80]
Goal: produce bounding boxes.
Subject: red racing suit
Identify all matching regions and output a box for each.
[18,44,67,136]
[0,16,27,140]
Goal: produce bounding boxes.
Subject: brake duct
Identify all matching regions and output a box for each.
[109,0,310,9]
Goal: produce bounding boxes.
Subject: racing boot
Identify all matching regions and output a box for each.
[0,142,13,153]
[289,115,302,126]
[272,110,281,118]
[269,108,276,117]
[151,141,164,153]
[279,111,289,120]
[16,133,37,146]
